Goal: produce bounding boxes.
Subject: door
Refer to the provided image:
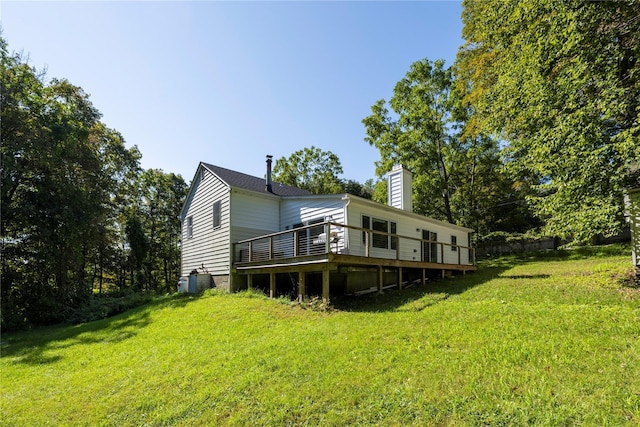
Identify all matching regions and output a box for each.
[422,230,438,263]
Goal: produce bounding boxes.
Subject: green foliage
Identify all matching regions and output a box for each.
[67,291,152,324]
[272,146,344,194]
[1,248,638,425]
[362,59,534,235]
[363,59,459,223]
[138,169,187,293]
[341,178,373,200]
[1,37,127,328]
[0,36,187,330]
[457,0,640,242]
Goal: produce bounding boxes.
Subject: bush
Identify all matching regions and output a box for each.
[67,291,152,324]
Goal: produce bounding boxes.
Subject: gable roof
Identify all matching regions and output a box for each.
[202,162,311,197]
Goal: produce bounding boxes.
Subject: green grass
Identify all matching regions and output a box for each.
[2,245,639,426]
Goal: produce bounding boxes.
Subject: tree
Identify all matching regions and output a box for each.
[457,0,640,242]
[0,36,145,328]
[1,43,117,324]
[125,216,148,291]
[272,146,344,195]
[342,179,374,200]
[363,59,458,222]
[138,169,187,293]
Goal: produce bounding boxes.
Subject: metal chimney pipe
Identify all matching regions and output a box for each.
[266,155,273,192]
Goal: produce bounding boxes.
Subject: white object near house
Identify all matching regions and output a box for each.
[627,188,640,271]
[179,157,475,298]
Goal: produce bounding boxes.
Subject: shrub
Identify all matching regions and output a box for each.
[67,291,152,324]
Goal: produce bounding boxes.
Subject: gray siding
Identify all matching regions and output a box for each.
[181,166,231,277]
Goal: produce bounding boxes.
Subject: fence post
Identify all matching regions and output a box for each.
[325,222,331,254]
[365,231,370,257]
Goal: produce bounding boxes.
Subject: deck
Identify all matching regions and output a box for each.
[232,221,476,301]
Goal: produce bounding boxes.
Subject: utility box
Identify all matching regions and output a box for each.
[188,273,212,293]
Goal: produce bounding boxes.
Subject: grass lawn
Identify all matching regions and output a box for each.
[1,245,639,426]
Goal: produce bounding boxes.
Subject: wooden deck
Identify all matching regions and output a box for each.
[232,221,476,301]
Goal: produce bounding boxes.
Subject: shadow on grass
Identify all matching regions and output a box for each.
[0,293,201,366]
[330,244,630,313]
[480,243,630,265]
[331,264,511,313]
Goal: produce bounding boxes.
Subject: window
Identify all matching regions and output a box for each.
[363,216,396,250]
[362,215,370,244]
[186,216,193,239]
[372,218,388,249]
[422,230,438,262]
[213,201,221,229]
[390,222,398,250]
[451,235,458,251]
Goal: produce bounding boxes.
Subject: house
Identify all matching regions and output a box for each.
[179,156,475,299]
[627,187,640,274]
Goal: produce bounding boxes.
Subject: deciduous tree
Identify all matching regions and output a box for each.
[272,146,344,195]
[457,0,640,241]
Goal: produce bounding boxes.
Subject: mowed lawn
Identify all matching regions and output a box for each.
[2,245,639,426]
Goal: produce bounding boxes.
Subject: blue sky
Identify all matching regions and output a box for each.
[2,1,463,184]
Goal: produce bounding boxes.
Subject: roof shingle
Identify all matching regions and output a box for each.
[201,162,310,197]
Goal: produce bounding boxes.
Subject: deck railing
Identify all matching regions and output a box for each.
[234,221,475,266]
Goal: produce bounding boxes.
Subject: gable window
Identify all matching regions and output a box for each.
[213,201,221,229]
[451,235,457,251]
[186,216,193,239]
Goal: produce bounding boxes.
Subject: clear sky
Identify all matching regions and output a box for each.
[1,1,463,185]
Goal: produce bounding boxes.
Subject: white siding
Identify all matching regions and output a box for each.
[181,166,231,277]
[280,196,345,229]
[387,166,413,212]
[629,189,640,268]
[230,191,281,242]
[346,197,473,265]
[280,196,347,251]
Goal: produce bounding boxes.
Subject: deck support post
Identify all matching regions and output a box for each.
[398,267,403,290]
[422,269,426,286]
[322,268,330,303]
[377,265,384,294]
[269,272,276,298]
[298,272,306,303]
[441,269,446,279]
[247,274,253,290]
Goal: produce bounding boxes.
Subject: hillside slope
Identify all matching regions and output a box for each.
[2,245,639,426]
